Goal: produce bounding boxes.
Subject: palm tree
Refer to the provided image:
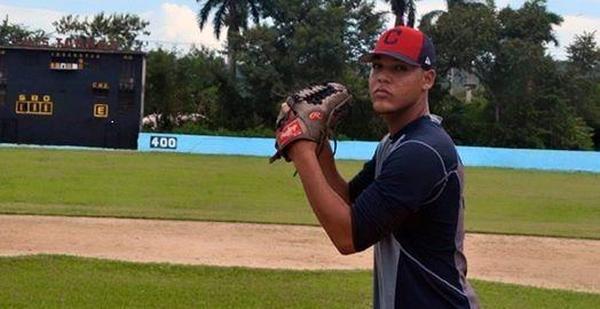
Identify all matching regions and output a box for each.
[196,0,265,76]
[384,0,417,27]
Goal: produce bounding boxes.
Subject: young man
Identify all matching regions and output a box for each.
[285,26,480,308]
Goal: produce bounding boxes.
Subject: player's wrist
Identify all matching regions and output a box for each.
[287,140,317,161]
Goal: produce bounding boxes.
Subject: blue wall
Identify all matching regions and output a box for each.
[138,133,600,173]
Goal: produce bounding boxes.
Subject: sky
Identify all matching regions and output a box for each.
[0,0,599,60]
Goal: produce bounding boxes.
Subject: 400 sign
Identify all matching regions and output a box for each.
[150,136,177,149]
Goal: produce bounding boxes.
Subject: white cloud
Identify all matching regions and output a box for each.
[551,14,600,59]
[146,2,225,51]
[415,0,448,20]
[495,0,515,9]
[0,4,65,33]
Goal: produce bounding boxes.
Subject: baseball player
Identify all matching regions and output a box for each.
[272,26,479,308]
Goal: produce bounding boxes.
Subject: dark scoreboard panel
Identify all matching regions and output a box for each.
[0,46,145,149]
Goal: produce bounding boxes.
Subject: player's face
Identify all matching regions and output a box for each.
[368,55,434,115]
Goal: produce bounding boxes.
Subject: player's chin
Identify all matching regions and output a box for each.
[372,100,395,114]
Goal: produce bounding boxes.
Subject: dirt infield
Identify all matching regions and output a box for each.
[1,215,599,293]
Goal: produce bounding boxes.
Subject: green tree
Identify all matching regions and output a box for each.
[145,48,228,130]
[0,16,49,45]
[490,0,563,123]
[419,1,498,79]
[145,49,178,130]
[485,1,592,149]
[565,32,600,148]
[236,0,385,138]
[488,39,592,149]
[567,31,600,73]
[422,0,593,149]
[497,0,562,46]
[419,0,493,29]
[52,13,150,50]
[175,48,226,122]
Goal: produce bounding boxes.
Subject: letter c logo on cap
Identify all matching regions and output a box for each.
[383,29,402,45]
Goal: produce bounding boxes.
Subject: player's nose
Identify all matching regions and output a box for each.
[375,71,391,84]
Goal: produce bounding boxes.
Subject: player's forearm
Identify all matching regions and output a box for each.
[290,144,355,255]
[317,142,351,204]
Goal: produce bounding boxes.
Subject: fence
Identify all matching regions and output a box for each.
[138,133,600,173]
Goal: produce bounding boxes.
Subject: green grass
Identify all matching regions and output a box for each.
[0,147,599,239]
[1,255,598,308]
[465,168,600,238]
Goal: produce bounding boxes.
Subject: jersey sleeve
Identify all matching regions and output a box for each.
[351,142,447,252]
[348,157,376,203]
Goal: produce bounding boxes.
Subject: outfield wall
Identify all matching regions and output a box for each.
[138,133,600,173]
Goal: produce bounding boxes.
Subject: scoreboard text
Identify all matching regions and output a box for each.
[15,94,53,116]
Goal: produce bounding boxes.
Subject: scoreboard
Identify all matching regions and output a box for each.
[0,46,145,149]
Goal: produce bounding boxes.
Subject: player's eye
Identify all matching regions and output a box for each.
[371,63,382,70]
[394,65,409,72]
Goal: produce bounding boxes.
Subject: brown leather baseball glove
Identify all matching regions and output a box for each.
[269,82,352,163]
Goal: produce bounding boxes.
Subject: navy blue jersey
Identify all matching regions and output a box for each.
[349,115,479,309]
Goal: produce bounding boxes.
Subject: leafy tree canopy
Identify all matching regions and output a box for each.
[53,13,150,50]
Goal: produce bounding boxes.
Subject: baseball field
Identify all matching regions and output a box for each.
[1,147,599,308]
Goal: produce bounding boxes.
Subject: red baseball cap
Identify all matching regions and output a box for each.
[360,26,436,70]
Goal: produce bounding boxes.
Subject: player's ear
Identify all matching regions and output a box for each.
[422,69,436,91]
